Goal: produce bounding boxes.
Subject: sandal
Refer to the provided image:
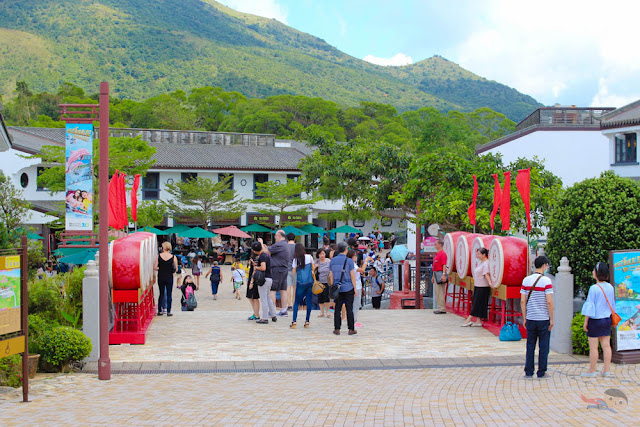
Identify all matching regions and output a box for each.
[318,314,325,318]
[304,322,310,328]
[290,322,297,329]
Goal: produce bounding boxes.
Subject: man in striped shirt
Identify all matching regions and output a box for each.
[520,256,554,379]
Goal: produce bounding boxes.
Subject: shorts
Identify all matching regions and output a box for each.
[192,272,201,276]
[587,316,612,338]
[271,267,288,291]
[317,282,330,304]
[287,270,296,288]
[233,280,243,290]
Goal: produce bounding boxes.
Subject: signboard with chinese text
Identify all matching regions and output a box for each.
[65,123,94,231]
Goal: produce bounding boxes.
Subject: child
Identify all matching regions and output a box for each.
[231,266,245,300]
[205,261,223,300]
[178,275,198,311]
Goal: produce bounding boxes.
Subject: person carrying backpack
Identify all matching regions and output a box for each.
[232,265,245,300]
[290,243,315,329]
[205,261,223,300]
[178,275,198,311]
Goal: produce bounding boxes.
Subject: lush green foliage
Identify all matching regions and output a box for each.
[255,179,321,227]
[546,172,640,294]
[571,313,590,355]
[0,1,539,120]
[39,326,92,372]
[28,313,58,355]
[136,201,168,228]
[0,354,22,388]
[28,277,64,323]
[0,170,31,232]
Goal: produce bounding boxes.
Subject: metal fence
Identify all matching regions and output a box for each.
[359,262,434,306]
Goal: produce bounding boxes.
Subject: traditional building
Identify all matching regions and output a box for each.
[600,99,640,180]
[0,104,11,152]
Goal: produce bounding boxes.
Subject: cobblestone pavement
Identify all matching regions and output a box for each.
[1,363,638,425]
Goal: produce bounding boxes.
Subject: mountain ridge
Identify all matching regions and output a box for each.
[0,0,541,120]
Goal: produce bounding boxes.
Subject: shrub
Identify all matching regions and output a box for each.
[28,313,58,355]
[571,313,589,355]
[28,277,64,322]
[0,354,22,388]
[546,172,640,295]
[39,326,92,372]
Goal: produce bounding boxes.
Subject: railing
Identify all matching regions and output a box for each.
[515,107,615,131]
[360,264,396,306]
[104,127,276,146]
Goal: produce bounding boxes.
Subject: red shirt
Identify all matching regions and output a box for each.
[433,250,447,272]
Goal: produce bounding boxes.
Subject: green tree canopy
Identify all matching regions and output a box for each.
[135,201,167,228]
[0,170,31,236]
[255,178,321,227]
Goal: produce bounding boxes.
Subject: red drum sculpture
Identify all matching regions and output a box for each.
[470,235,496,274]
[488,236,528,286]
[455,233,482,280]
[443,231,469,273]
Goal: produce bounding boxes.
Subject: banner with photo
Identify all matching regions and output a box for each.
[65,123,94,231]
[610,250,640,351]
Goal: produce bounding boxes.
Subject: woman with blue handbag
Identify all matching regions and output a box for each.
[462,248,495,327]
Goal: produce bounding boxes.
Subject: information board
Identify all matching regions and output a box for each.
[0,255,21,335]
[610,250,640,351]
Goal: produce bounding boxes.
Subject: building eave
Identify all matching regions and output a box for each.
[475,125,602,154]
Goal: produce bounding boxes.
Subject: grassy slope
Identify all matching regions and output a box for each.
[0,0,540,119]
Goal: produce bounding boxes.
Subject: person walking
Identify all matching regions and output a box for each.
[520,256,554,379]
[462,248,494,327]
[259,231,291,317]
[369,267,385,309]
[205,261,222,300]
[154,242,178,317]
[291,243,315,329]
[251,241,277,324]
[316,248,332,317]
[329,242,358,335]
[245,250,261,321]
[581,262,615,378]
[432,239,448,314]
[231,266,245,300]
[191,256,202,289]
[286,233,297,311]
[350,249,366,328]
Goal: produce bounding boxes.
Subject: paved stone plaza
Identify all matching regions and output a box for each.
[1,265,639,425]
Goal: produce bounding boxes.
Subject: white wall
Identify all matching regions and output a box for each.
[486,130,609,186]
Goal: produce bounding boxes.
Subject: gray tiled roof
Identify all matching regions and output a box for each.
[30,200,64,216]
[601,99,640,128]
[150,143,305,170]
[0,112,11,151]
[8,127,64,153]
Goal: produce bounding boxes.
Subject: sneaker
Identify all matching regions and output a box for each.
[581,371,599,378]
[460,322,472,327]
[167,313,173,317]
[278,310,288,317]
[287,306,293,311]
[157,312,164,316]
[256,319,268,324]
[602,372,615,378]
[248,315,258,321]
[272,316,278,322]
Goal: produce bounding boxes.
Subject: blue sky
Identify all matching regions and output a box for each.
[219,0,639,108]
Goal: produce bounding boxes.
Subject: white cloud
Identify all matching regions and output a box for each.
[218,0,288,24]
[453,0,640,106]
[591,78,637,108]
[363,53,413,67]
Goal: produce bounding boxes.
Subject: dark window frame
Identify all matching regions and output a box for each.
[142,172,160,200]
[615,133,638,164]
[219,173,234,192]
[36,167,48,191]
[253,173,268,199]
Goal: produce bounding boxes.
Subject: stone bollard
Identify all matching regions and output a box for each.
[82,257,100,362]
[550,257,574,354]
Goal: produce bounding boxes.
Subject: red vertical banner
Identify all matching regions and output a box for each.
[516,168,531,232]
[490,173,501,231]
[500,171,511,231]
[118,172,128,230]
[467,175,478,226]
[131,174,140,223]
[108,170,120,229]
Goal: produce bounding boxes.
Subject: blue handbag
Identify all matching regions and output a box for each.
[499,322,522,341]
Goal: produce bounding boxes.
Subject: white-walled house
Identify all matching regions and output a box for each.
[476,106,615,186]
[0,107,11,152]
[600,99,640,180]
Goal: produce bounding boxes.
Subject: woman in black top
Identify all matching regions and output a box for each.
[154,242,178,316]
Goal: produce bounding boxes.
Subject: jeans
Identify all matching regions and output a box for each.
[258,278,276,320]
[525,319,550,377]
[211,280,219,295]
[293,282,314,323]
[334,289,355,331]
[158,279,173,313]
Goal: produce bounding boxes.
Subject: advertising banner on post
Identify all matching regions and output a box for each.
[0,255,21,336]
[65,123,94,231]
[610,250,640,351]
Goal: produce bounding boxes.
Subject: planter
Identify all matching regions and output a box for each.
[28,354,40,379]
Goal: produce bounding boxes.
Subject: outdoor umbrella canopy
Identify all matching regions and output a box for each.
[53,244,94,256]
[177,227,217,238]
[329,225,362,234]
[211,225,251,239]
[389,244,410,262]
[272,225,308,236]
[241,224,272,233]
[27,233,43,240]
[164,224,192,234]
[58,249,98,265]
[299,224,325,234]
[138,226,169,235]
[358,236,371,241]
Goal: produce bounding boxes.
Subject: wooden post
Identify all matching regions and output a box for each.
[98,82,111,380]
[20,235,29,402]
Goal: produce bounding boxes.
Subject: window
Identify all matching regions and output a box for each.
[381,217,392,227]
[353,219,365,228]
[615,133,637,164]
[142,172,160,200]
[287,174,301,197]
[253,173,268,199]
[36,167,48,191]
[219,173,234,191]
[20,173,29,189]
[181,172,197,183]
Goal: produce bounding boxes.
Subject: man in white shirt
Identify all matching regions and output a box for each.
[520,256,554,379]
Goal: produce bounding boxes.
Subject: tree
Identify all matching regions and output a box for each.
[0,170,31,236]
[255,179,321,227]
[135,201,167,228]
[546,172,640,294]
[163,177,246,228]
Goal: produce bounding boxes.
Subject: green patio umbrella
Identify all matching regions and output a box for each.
[241,223,272,233]
[58,249,98,265]
[300,224,325,234]
[164,224,192,234]
[138,226,169,235]
[272,225,308,236]
[177,227,217,238]
[328,225,362,234]
[53,245,94,256]
[27,233,43,240]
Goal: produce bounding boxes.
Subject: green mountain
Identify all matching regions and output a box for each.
[0,0,541,120]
